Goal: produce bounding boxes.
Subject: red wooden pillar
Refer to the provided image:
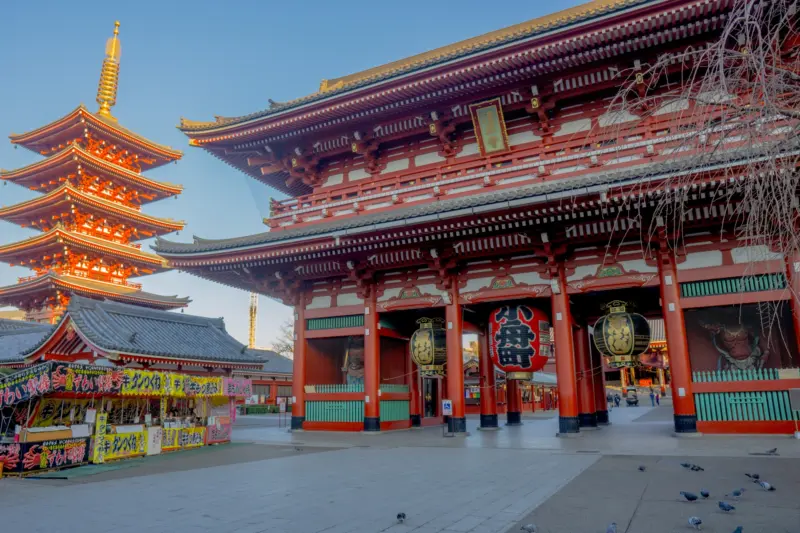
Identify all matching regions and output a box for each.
[658,247,697,433]
[290,301,307,430]
[445,281,467,434]
[270,382,278,404]
[364,289,381,431]
[591,340,610,424]
[478,330,499,429]
[407,342,421,427]
[785,250,800,357]
[573,325,597,428]
[552,264,580,434]
[620,366,628,395]
[506,379,522,425]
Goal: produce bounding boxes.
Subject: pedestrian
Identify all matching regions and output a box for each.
[649,390,655,407]
[607,391,614,411]
[614,394,621,408]
[655,393,660,406]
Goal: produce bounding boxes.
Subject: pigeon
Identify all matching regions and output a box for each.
[606,522,617,533]
[731,527,743,533]
[718,501,736,512]
[766,447,778,455]
[700,490,710,499]
[681,491,699,502]
[726,488,745,499]
[638,465,646,472]
[520,525,537,533]
[688,516,703,530]
[681,462,693,469]
[396,512,406,524]
[691,465,705,472]
[757,481,776,491]
[294,447,303,452]
[744,473,760,480]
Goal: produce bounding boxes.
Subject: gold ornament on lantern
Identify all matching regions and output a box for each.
[410,317,446,376]
[593,301,651,368]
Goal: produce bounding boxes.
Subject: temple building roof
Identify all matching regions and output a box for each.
[155,140,784,258]
[0,144,183,201]
[0,319,52,364]
[0,273,189,311]
[236,349,294,376]
[179,0,652,134]
[20,296,262,367]
[10,105,182,170]
[0,226,169,272]
[0,184,185,238]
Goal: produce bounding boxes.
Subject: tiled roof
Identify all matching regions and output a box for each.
[246,348,294,375]
[0,319,52,363]
[179,0,653,133]
[155,140,792,256]
[23,296,262,365]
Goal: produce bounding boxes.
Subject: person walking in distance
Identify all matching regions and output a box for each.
[607,391,614,411]
[649,389,655,407]
[655,393,660,406]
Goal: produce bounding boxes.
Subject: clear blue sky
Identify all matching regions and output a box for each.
[1,0,586,345]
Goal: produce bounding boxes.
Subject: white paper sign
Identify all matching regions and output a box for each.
[442,399,453,416]
[146,427,163,456]
[279,402,287,413]
[85,409,97,424]
[678,387,686,397]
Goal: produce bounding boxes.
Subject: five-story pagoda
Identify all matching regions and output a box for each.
[0,22,189,323]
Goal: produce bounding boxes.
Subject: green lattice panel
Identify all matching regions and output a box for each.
[694,391,799,421]
[306,315,364,331]
[305,401,364,422]
[680,274,786,298]
[380,400,410,422]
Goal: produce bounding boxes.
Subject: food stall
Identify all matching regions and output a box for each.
[0,362,251,475]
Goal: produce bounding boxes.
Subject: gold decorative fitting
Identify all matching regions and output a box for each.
[96,21,122,121]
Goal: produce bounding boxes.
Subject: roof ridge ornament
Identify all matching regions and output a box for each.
[96,21,122,121]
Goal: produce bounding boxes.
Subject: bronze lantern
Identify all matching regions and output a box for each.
[410,318,447,376]
[593,301,651,367]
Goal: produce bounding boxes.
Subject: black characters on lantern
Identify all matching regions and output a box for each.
[493,306,537,368]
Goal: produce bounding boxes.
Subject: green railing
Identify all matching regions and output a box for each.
[306,315,364,331]
[692,369,782,382]
[307,383,364,393]
[695,391,799,421]
[680,273,786,298]
[379,384,410,393]
[305,400,364,422]
[380,400,410,422]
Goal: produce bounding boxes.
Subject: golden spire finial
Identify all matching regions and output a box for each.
[96,21,122,121]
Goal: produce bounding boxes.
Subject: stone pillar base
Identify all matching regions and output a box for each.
[447,416,467,434]
[410,414,421,427]
[290,416,305,431]
[364,417,381,432]
[558,416,580,434]
[480,414,499,429]
[674,414,697,433]
[596,410,610,425]
[579,412,598,428]
[505,411,522,426]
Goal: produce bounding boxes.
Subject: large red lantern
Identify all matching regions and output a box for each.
[489,305,551,380]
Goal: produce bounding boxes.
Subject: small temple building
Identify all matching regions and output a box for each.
[159,0,800,435]
[0,22,188,323]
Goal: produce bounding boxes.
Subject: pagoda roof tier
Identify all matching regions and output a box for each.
[0,273,189,312]
[0,227,169,273]
[11,296,259,368]
[9,105,182,170]
[178,0,730,196]
[0,183,184,238]
[0,144,183,202]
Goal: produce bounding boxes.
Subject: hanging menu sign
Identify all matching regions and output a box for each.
[0,364,51,409]
[50,363,123,395]
[223,377,252,397]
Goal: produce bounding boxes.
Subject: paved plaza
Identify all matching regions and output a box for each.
[1,405,798,533]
